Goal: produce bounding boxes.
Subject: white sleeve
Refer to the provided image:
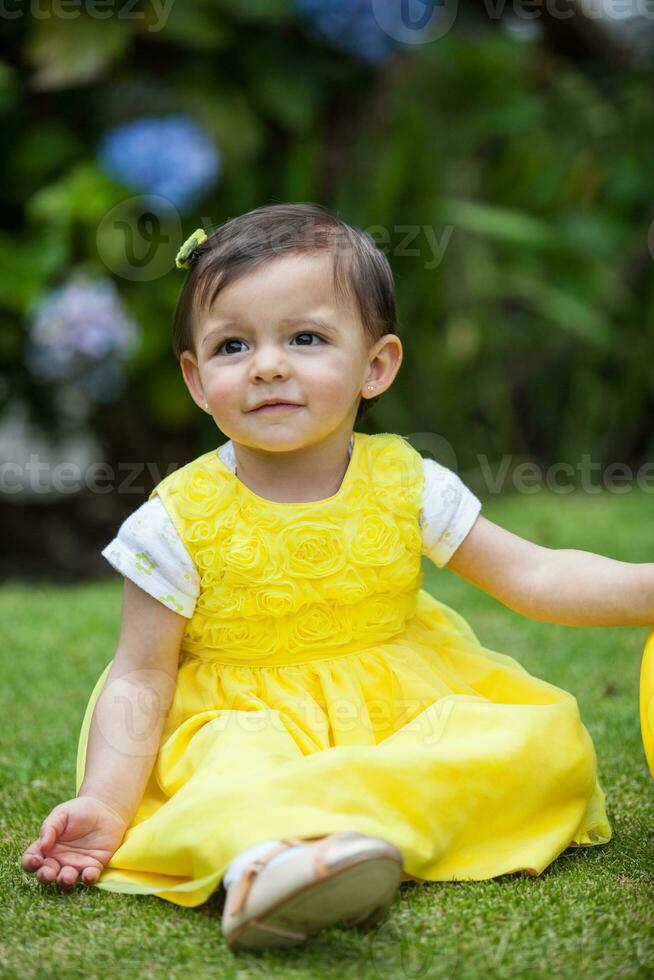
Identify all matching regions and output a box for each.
[100,497,200,618]
[419,457,482,568]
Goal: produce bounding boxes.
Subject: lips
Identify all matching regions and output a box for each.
[251,400,300,411]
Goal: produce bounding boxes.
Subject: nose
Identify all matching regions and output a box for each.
[248,341,290,383]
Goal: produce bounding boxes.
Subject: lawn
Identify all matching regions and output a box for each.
[2,487,653,978]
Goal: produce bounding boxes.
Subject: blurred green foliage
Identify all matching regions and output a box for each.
[1,2,653,475]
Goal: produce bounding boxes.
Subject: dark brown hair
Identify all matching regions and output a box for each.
[172,202,398,423]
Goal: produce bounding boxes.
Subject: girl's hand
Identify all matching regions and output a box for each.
[20,795,128,890]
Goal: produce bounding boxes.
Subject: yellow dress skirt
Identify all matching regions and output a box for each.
[76,590,612,907]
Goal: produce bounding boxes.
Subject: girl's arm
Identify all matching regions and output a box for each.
[78,577,188,824]
[447,514,654,627]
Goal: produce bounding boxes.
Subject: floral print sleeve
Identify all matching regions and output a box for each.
[419,457,482,568]
[101,498,200,617]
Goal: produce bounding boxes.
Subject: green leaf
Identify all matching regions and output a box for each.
[147,0,232,50]
[25,13,130,90]
[0,233,51,313]
[27,163,127,225]
[503,273,614,350]
[555,211,626,259]
[438,197,564,251]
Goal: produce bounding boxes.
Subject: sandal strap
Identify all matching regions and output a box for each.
[228,837,305,916]
[311,834,335,880]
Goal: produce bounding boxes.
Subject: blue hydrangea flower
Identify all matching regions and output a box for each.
[26,277,140,404]
[98,115,221,210]
[293,0,411,64]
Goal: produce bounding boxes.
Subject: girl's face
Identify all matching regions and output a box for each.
[180,251,402,452]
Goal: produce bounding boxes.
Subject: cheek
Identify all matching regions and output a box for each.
[305,360,357,401]
[204,370,240,404]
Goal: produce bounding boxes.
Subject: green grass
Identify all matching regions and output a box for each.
[2,488,654,978]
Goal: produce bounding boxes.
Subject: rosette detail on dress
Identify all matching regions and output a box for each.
[149,432,425,665]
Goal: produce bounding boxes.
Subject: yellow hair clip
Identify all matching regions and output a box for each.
[175,228,208,270]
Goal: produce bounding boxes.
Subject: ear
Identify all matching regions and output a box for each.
[363,334,403,396]
[179,351,207,412]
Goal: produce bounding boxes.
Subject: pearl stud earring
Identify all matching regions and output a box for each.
[366,384,375,391]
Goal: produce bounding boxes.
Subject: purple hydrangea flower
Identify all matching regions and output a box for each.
[98,115,221,210]
[26,277,140,403]
[294,0,409,64]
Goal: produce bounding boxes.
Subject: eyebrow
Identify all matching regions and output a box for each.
[201,316,339,348]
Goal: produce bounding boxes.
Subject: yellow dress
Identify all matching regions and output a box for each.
[76,430,612,907]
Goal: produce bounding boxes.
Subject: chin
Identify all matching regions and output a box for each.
[233,428,306,447]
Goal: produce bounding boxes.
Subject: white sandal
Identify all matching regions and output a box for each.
[221,831,404,951]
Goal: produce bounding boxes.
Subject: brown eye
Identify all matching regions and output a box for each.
[213,332,324,356]
[214,338,245,355]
